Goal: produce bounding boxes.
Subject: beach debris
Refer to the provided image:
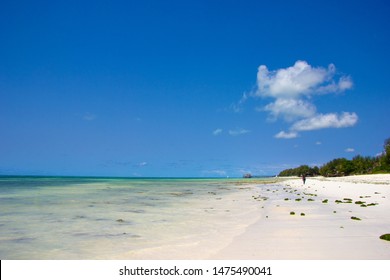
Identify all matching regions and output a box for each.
[336,198,353,204]
[300,213,305,216]
[308,198,315,202]
[290,211,295,215]
[351,216,361,221]
[379,234,390,241]
[322,199,328,203]
[355,201,365,205]
[252,195,268,201]
[116,219,125,223]
[303,192,317,197]
[366,203,378,206]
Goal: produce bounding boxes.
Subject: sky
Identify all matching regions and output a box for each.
[1,0,390,177]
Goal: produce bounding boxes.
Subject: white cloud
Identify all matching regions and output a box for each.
[137,162,148,167]
[252,61,357,139]
[256,60,352,98]
[262,98,316,121]
[274,131,299,139]
[338,76,353,91]
[291,112,358,131]
[230,92,249,113]
[229,129,250,136]
[315,141,322,145]
[345,148,355,153]
[212,128,223,136]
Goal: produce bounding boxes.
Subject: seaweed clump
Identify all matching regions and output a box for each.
[379,234,390,241]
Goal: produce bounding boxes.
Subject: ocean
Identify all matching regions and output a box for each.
[0,176,273,259]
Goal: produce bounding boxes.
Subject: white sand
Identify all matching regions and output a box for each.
[211,174,390,259]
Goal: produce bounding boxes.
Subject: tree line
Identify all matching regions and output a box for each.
[278,138,390,177]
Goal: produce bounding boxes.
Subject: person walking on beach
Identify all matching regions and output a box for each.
[302,174,306,185]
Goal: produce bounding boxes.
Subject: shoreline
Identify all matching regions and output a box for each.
[210,174,390,259]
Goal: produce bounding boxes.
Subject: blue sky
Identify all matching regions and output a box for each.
[1,0,389,177]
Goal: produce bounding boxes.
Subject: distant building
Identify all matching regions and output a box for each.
[243,173,252,178]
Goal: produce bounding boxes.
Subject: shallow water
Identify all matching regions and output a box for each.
[0,176,268,259]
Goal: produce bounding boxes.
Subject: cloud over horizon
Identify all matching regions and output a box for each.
[254,60,357,138]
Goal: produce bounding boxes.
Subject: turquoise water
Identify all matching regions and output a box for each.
[0,176,267,259]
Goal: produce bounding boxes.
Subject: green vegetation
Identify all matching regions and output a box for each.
[278,137,390,177]
[278,165,319,177]
[379,234,390,241]
[367,203,378,206]
[355,201,365,205]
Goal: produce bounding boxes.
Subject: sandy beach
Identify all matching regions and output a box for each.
[211,174,390,259]
[1,175,389,260]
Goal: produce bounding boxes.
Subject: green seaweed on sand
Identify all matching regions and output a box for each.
[300,213,305,216]
[351,216,361,221]
[322,199,328,203]
[290,211,295,215]
[379,234,390,241]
